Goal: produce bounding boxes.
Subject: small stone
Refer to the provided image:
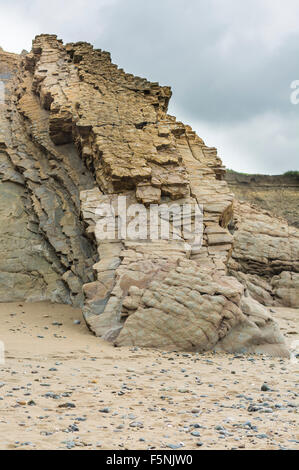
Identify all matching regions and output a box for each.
[215,425,225,431]
[99,407,110,413]
[68,424,79,432]
[167,443,183,449]
[129,422,143,428]
[64,440,75,449]
[261,383,271,392]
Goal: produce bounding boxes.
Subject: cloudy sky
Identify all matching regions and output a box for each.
[0,0,298,173]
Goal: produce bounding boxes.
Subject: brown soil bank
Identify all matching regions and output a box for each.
[226,171,299,228]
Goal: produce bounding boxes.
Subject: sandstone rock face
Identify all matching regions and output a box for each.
[115,261,288,357]
[271,272,299,308]
[229,201,299,308]
[0,34,295,356]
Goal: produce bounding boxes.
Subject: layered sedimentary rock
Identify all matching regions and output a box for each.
[0,44,97,305]
[226,170,299,228]
[0,34,296,355]
[229,201,299,308]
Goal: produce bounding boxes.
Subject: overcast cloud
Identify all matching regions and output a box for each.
[0,0,298,173]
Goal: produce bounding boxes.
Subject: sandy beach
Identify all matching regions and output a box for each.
[0,302,298,450]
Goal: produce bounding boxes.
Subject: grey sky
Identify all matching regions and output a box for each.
[0,0,298,173]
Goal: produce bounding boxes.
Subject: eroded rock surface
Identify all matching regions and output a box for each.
[1,44,98,306]
[229,201,299,309]
[0,34,296,355]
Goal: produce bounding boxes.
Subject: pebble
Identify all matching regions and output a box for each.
[261,383,271,392]
[129,422,144,428]
[68,424,79,432]
[58,402,76,409]
[99,407,110,413]
[63,440,75,449]
[167,443,183,449]
[191,431,201,437]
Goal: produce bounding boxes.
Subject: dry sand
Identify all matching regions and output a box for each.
[0,302,298,450]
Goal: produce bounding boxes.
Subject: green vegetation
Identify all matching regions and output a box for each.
[227,169,299,177]
[283,171,299,176]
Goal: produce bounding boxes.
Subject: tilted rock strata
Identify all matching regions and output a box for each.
[0,34,294,355]
[0,44,97,305]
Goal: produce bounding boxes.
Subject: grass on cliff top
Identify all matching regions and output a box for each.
[226,169,299,177]
[283,170,299,176]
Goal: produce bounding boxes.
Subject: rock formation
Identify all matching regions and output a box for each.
[228,201,299,309]
[226,170,299,228]
[0,34,297,356]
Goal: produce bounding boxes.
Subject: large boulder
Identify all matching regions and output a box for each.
[114,261,288,356]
